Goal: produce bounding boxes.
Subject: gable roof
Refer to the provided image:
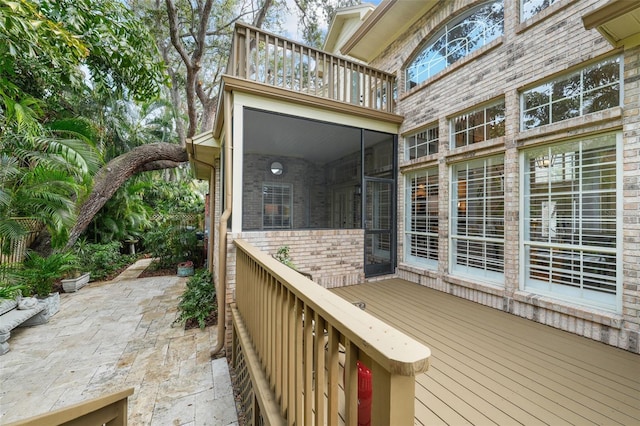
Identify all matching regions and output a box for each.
[323,3,375,55]
[339,0,438,62]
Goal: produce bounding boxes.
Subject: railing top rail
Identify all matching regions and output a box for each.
[232,22,397,80]
[234,238,430,376]
[6,387,134,426]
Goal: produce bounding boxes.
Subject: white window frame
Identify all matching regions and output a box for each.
[405,0,504,90]
[519,133,622,312]
[520,0,559,21]
[405,125,439,161]
[405,169,439,269]
[262,182,292,229]
[450,100,505,148]
[450,156,505,284]
[521,56,622,131]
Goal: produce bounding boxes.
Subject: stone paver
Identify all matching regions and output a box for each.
[0,260,238,425]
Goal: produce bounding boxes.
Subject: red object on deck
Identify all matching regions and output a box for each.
[357,361,372,426]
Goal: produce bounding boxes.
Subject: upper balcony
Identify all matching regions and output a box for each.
[225,23,397,116]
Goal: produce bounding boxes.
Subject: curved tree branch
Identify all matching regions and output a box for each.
[65,143,188,249]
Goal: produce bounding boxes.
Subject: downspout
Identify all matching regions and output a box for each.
[211,92,233,357]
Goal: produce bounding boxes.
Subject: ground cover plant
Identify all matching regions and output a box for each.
[174,269,217,330]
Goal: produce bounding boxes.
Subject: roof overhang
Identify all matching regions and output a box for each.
[340,0,438,62]
[186,131,220,180]
[583,0,640,48]
[323,3,375,54]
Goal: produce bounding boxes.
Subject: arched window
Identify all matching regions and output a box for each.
[405,1,504,91]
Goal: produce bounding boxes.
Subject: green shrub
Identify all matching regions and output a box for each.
[0,264,27,300]
[274,245,296,269]
[175,269,216,329]
[20,252,77,297]
[78,241,136,281]
[143,222,199,269]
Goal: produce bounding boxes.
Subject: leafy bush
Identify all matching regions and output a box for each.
[175,269,216,329]
[274,245,296,269]
[20,252,77,297]
[0,265,27,300]
[143,222,199,269]
[78,241,136,281]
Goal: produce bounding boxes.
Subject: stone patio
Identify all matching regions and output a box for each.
[0,259,238,425]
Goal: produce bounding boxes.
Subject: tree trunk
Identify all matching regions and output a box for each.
[64,143,188,250]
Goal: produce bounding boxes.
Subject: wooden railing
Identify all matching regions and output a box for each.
[229,23,396,113]
[6,387,134,426]
[232,239,430,425]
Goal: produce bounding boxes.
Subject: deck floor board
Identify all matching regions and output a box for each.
[331,279,640,426]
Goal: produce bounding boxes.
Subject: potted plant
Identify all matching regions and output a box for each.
[18,251,77,324]
[61,240,92,292]
[177,260,194,277]
[60,269,91,293]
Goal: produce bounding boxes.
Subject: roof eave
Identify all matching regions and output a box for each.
[582,0,640,48]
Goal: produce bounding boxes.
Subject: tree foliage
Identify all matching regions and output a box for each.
[1,0,366,254]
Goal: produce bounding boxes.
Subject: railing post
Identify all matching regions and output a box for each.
[370,365,416,426]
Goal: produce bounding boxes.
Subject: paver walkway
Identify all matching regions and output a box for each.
[0,259,238,425]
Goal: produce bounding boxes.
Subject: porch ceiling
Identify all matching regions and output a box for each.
[244,108,390,163]
[332,279,640,425]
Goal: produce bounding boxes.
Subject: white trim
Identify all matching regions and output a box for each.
[232,101,244,233]
[449,156,505,284]
[615,131,623,313]
[232,91,399,134]
[404,168,439,270]
[519,132,621,313]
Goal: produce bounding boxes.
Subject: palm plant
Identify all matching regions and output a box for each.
[19,251,77,297]
[88,176,153,243]
[0,99,101,251]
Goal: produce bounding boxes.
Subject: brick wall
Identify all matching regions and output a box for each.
[622,45,640,352]
[370,0,638,353]
[242,154,328,229]
[221,229,365,347]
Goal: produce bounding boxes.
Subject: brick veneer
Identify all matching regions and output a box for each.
[221,229,364,347]
[374,0,638,353]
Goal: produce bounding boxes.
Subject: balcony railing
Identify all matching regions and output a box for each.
[231,239,430,425]
[228,23,396,113]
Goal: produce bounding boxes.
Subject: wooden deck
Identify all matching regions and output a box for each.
[331,279,640,425]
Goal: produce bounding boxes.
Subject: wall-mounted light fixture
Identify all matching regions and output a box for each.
[270,161,284,176]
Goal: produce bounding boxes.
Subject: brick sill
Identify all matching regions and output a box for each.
[512,290,623,329]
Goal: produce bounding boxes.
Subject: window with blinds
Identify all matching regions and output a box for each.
[451,156,505,282]
[523,133,619,310]
[263,183,292,229]
[405,169,439,268]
